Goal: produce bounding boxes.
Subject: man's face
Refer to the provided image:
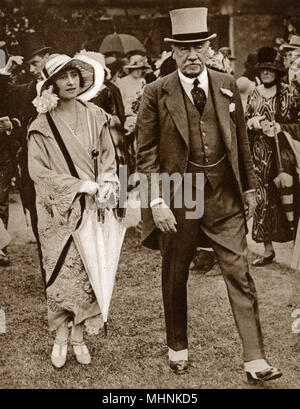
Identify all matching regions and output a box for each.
[284,50,295,69]
[172,41,210,77]
[27,53,49,80]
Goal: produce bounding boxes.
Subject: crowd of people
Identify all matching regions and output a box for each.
[1,5,300,383]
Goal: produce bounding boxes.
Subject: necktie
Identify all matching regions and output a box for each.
[191,78,206,116]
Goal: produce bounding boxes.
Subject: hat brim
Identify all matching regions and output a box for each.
[25,46,52,61]
[281,44,300,51]
[259,63,286,73]
[38,55,104,102]
[124,64,151,70]
[164,33,217,44]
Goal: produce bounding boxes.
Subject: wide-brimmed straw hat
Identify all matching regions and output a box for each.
[164,8,216,44]
[124,54,150,70]
[36,53,104,101]
[281,35,300,51]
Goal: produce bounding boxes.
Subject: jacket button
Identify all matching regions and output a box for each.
[204,144,208,150]
[202,132,207,137]
[200,120,204,125]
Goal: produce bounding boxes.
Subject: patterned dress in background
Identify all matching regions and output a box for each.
[246,83,300,243]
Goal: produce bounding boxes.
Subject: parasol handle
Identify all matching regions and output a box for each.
[91,149,103,221]
[270,111,284,174]
[104,322,108,337]
[91,149,99,181]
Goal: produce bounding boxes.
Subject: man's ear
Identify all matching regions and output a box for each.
[171,45,176,60]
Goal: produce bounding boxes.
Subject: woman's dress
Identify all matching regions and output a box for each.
[27,101,118,333]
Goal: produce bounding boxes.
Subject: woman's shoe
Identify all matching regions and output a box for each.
[246,366,282,384]
[71,340,91,365]
[252,252,275,267]
[51,341,68,369]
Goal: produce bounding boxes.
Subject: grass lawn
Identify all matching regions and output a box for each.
[1,227,300,389]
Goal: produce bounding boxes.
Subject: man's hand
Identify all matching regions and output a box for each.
[79,181,99,195]
[151,203,177,233]
[4,55,23,74]
[244,190,257,220]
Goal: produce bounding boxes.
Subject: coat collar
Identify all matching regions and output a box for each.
[162,68,232,152]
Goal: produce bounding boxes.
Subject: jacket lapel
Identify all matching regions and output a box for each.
[207,68,232,152]
[163,71,190,149]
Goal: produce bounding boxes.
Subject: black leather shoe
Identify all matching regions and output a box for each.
[0,254,10,267]
[169,360,189,375]
[246,366,282,384]
[252,252,275,267]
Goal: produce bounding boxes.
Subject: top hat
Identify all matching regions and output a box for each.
[281,35,300,51]
[164,8,216,44]
[124,54,150,70]
[20,32,51,61]
[36,53,104,102]
[219,47,236,60]
[257,47,285,73]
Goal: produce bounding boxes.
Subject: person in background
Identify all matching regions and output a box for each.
[236,76,256,112]
[280,35,300,86]
[0,45,22,266]
[2,33,51,284]
[246,47,300,266]
[115,54,150,171]
[243,53,260,84]
[219,46,235,74]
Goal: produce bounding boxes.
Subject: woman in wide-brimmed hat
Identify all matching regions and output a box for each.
[115,54,150,170]
[28,54,119,368]
[245,47,300,266]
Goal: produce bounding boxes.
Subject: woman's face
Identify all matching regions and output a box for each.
[260,68,276,84]
[130,68,143,79]
[54,68,81,100]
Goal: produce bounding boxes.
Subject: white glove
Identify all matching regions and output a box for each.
[79,181,99,195]
[247,115,266,130]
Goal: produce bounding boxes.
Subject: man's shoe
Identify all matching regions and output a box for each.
[169,360,189,375]
[0,253,10,267]
[246,366,282,384]
[252,252,275,267]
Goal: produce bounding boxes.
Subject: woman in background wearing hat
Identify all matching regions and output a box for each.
[246,47,300,266]
[27,54,118,368]
[115,55,150,171]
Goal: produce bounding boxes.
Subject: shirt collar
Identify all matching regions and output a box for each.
[178,67,208,86]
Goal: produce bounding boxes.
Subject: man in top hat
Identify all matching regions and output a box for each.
[136,7,282,381]
[1,32,51,283]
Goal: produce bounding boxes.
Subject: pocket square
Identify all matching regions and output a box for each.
[220,87,233,98]
[229,102,235,112]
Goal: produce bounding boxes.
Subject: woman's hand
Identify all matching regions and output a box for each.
[79,181,99,195]
[247,115,266,130]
